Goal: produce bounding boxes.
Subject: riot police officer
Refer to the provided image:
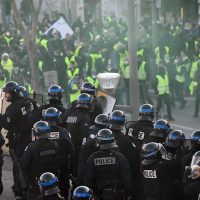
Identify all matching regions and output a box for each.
[72,186,94,200]
[164,130,187,199]
[85,129,132,200]
[148,119,171,144]
[68,82,102,121]
[61,93,93,168]
[20,121,62,199]
[42,107,75,198]
[141,142,175,199]
[181,130,200,175]
[77,114,109,185]
[126,104,155,148]
[34,85,67,121]
[109,110,142,200]
[184,151,200,200]
[38,172,65,200]
[1,81,34,197]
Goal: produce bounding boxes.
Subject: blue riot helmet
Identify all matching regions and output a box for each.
[76,93,92,109]
[42,107,61,125]
[38,172,60,196]
[142,142,167,165]
[80,82,96,96]
[139,104,155,121]
[95,114,109,128]
[150,119,171,140]
[19,86,29,97]
[165,130,185,148]
[48,85,64,101]
[3,81,20,102]
[73,186,93,200]
[32,121,51,138]
[97,129,118,150]
[191,130,200,148]
[109,110,126,130]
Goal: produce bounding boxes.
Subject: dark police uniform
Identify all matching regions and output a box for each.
[142,159,175,200]
[0,96,34,196]
[126,119,154,149]
[48,125,75,199]
[61,107,92,164]
[184,178,200,200]
[67,97,102,122]
[85,149,132,200]
[20,138,65,199]
[111,129,142,200]
[34,100,67,122]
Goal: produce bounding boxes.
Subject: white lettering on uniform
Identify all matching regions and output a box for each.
[94,157,116,166]
[128,128,133,137]
[66,116,77,123]
[21,107,27,115]
[138,132,145,140]
[49,132,60,139]
[143,170,157,178]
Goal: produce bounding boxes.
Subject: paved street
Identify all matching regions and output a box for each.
[1,96,200,199]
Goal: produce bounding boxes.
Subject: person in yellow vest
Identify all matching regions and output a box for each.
[0,67,6,89]
[120,57,130,105]
[154,65,174,121]
[175,56,187,109]
[137,55,153,105]
[189,63,200,117]
[67,61,81,103]
[1,53,13,80]
[86,72,99,89]
[190,54,200,80]
[3,31,13,46]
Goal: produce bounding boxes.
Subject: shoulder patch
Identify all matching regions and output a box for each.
[49,132,60,139]
[143,170,157,178]
[66,116,77,123]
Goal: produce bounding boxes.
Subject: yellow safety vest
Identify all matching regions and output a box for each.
[38,60,43,72]
[4,36,13,46]
[175,65,185,83]
[1,58,13,75]
[138,61,147,81]
[0,78,6,89]
[190,60,199,79]
[156,74,169,95]
[189,81,198,95]
[89,53,102,72]
[87,76,99,88]
[40,39,48,51]
[67,68,80,84]
[70,83,80,102]
[137,49,144,57]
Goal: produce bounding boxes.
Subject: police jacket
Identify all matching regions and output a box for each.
[77,136,98,184]
[126,119,154,148]
[0,97,33,148]
[184,178,200,200]
[34,100,67,122]
[49,125,75,175]
[85,148,132,195]
[61,108,92,151]
[142,159,175,200]
[20,138,61,186]
[67,97,102,122]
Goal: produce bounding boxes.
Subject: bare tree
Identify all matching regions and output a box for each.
[12,0,43,93]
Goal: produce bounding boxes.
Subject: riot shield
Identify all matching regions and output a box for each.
[96,89,116,114]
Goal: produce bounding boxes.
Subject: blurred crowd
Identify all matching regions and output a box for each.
[0,10,200,110]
